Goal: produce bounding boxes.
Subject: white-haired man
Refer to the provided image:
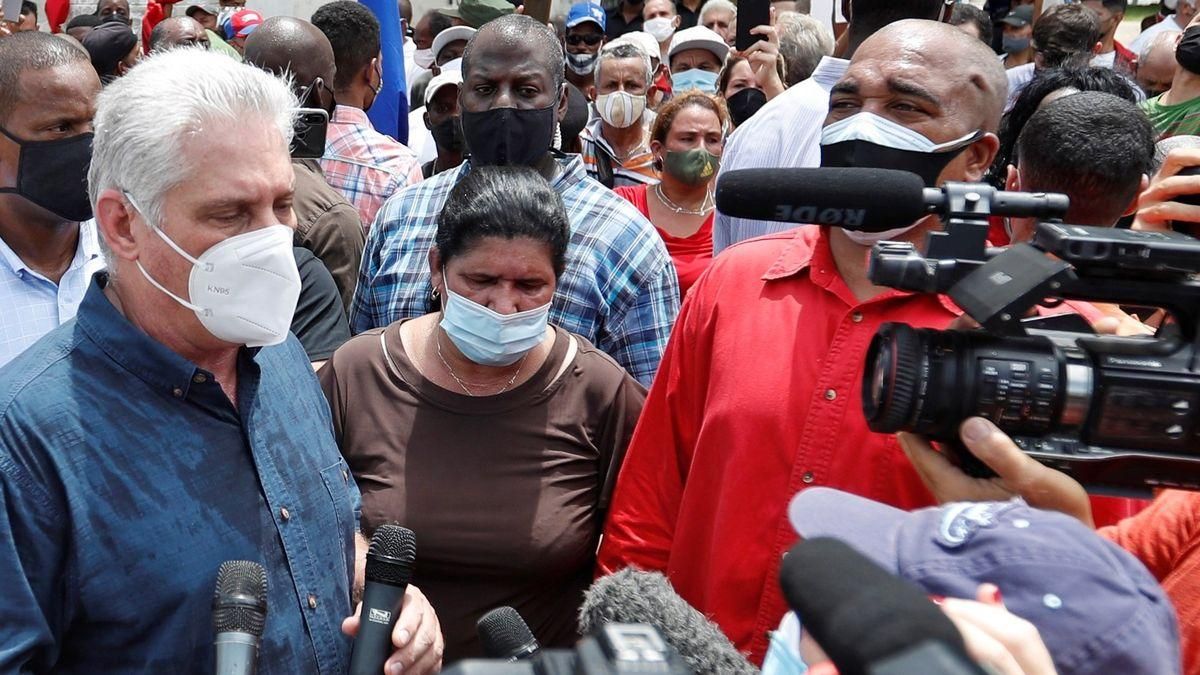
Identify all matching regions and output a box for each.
[580,41,658,187]
[699,0,735,46]
[0,49,444,674]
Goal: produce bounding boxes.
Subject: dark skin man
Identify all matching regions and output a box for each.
[0,41,100,286]
[149,16,210,52]
[95,0,130,25]
[425,81,463,174]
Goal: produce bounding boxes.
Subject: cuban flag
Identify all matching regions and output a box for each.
[361,0,409,143]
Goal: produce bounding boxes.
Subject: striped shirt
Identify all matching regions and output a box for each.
[1141,93,1200,140]
[350,155,680,385]
[0,220,105,368]
[712,56,849,256]
[579,116,660,188]
[320,105,424,231]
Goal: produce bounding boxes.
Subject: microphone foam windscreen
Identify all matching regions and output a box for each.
[779,539,965,675]
[580,569,758,675]
[715,167,928,231]
[213,560,268,636]
[477,606,539,659]
[366,524,417,586]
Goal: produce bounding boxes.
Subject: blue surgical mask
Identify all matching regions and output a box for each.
[439,271,551,367]
[671,68,719,94]
[762,621,808,675]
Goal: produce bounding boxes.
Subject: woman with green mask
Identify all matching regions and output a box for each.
[614,89,728,297]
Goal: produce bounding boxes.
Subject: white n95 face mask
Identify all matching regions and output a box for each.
[644,17,676,43]
[127,194,301,348]
[440,271,551,367]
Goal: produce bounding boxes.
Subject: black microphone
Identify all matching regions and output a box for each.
[715,167,1070,229]
[349,525,418,675]
[477,607,541,660]
[779,538,986,675]
[212,560,268,675]
[579,568,759,674]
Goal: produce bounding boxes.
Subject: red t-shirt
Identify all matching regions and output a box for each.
[597,226,1145,664]
[1101,489,1200,673]
[613,184,713,298]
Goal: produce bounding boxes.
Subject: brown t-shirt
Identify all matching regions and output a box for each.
[319,322,646,662]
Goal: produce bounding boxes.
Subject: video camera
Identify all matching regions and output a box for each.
[860,180,1200,496]
[442,624,693,675]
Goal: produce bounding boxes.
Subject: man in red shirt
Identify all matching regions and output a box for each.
[597,19,1139,664]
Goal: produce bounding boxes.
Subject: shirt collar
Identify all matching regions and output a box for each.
[0,219,104,279]
[762,227,961,314]
[331,104,372,127]
[75,272,208,398]
[460,153,588,192]
[811,55,850,91]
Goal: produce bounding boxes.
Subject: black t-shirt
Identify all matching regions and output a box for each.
[291,247,351,361]
[605,5,643,39]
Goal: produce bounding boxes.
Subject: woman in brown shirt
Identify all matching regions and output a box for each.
[319,166,647,663]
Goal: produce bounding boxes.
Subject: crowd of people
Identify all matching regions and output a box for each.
[2,0,1200,673]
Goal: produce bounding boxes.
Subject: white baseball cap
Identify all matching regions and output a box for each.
[668,25,729,63]
[425,68,464,107]
[432,25,476,62]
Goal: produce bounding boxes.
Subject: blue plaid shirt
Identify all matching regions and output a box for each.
[351,155,680,385]
[0,274,359,674]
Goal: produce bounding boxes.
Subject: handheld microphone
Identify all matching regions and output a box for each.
[715,168,1069,229]
[212,560,268,675]
[349,525,418,675]
[477,607,541,661]
[779,538,986,675]
[579,568,759,674]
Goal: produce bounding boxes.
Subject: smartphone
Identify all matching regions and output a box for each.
[735,0,771,51]
[291,108,329,160]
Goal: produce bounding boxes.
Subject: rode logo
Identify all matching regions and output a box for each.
[368,608,392,624]
[773,205,867,227]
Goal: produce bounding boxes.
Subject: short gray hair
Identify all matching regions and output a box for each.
[1141,30,1180,64]
[596,42,653,88]
[88,47,297,228]
[777,11,833,86]
[699,0,736,23]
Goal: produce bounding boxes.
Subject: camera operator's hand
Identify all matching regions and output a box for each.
[898,418,1094,528]
[941,584,1058,675]
[1134,147,1200,234]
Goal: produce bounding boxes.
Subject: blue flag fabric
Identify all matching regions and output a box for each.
[361,0,409,143]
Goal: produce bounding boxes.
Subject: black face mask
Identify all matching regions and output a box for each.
[0,125,94,222]
[820,136,978,187]
[430,116,465,153]
[1177,26,1200,75]
[726,88,767,127]
[461,104,557,167]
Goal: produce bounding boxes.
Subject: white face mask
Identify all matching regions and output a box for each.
[644,17,676,43]
[127,194,301,348]
[439,271,551,367]
[842,224,921,247]
[595,91,646,128]
[413,47,435,70]
[821,112,978,154]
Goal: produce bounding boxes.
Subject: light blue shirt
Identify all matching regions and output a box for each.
[0,220,105,368]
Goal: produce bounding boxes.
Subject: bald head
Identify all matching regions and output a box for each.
[1138,32,1178,98]
[856,20,1007,131]
[148,17,209,53]
[243,16,336,90]
[462,14,564,90]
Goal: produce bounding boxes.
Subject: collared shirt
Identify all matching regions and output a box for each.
[350,155,680,386]
[579,115,660,188]
[292,159,365,312]
[711,56,849,255]
[0,220,105,368]
[321,104,424,230]
[597,226,1145,664]
[0,274,360,673]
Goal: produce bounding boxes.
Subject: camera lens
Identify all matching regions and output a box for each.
[863,323,924,433]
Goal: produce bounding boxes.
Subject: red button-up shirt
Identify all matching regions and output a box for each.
[598,226,1142,664]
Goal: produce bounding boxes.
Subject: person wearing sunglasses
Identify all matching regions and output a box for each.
[564,1,607,99]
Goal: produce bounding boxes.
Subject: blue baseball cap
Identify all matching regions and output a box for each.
[566,2,605,31]
[789,488,1181,675]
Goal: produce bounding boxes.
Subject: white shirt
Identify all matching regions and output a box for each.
[1130,14,1185,56]
[1005,62,1036,112]
[712,56,850,255]
[406,106,437,165]
[0,219,105,368]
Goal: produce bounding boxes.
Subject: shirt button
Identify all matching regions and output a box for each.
[172,387,183,398]
[851,311,864,323]
[802,471,815,484]
[307,594,318,609]
[280,507,291,521]
[193,373,207,384]
[824,388,837,401]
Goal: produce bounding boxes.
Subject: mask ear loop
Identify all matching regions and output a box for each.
[124,192,211,315]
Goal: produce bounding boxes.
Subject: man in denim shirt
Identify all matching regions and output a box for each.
[0,49,444,674]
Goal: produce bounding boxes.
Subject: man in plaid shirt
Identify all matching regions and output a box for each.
[351,15,679,385]
[313,1,423,230]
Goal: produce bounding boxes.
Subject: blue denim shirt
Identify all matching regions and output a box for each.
[0,274,360,674]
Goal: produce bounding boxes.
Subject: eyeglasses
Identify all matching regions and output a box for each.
[566,33,604,46]
[298,77,335,108]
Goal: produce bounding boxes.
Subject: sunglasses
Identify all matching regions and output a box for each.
[566,33,604,46]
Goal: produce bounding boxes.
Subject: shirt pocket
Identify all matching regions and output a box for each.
[319,459,358,586]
